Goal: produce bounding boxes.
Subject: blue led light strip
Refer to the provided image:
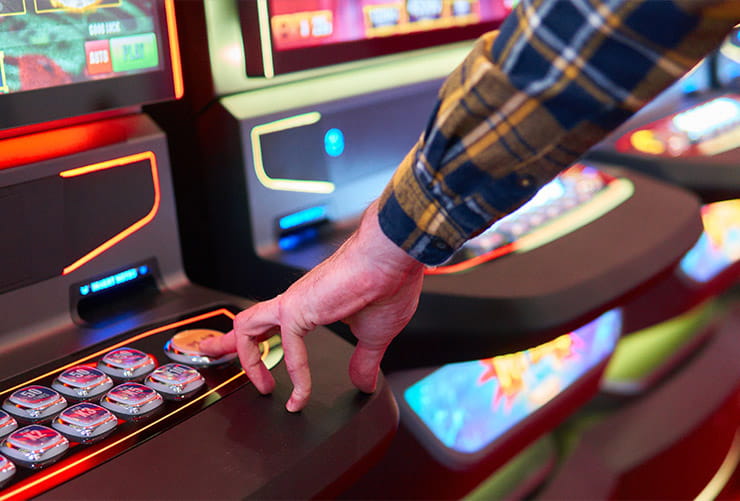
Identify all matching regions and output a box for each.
[279,206,327,231]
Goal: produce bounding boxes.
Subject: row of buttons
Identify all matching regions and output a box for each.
[0,328,235,485]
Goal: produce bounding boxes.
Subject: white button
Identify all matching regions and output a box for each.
[101,383,163,419]
[52,403,117,443]
[98,348,156,380]
[1,425,69,469]
[2,386,67,421]
[53,366,114,400]
[145,364,205,399]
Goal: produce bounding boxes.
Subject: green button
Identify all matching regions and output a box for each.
[110,33,159,72]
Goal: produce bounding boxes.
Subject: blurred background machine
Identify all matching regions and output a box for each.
[587,26,740,202]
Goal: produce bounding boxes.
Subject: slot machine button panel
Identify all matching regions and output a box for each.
[0,307,283,497]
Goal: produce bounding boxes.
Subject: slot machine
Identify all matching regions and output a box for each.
[0,1,398,498]
[162,0,703,371]
[587,27,740,203]
[149,1,740,499]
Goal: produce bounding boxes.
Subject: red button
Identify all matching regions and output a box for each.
[85,39,112,75]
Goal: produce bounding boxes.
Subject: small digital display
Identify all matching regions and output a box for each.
[403,309,621,454]
[269,0,512,51]
[680,200,740,283]
[78,263,150,296]
[0,0,163,95]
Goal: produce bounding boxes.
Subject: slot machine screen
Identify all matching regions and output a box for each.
[240,0,514,77]
[680,200,740,283]
[0,0,180,129]
[400,309,621,463]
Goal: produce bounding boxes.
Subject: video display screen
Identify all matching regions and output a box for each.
[680,200,740,283]
[0,0,177,129]
[269,0,513,51]
[403,309,621,455]
[616,95,740,157]
[242,0,514,76]
[0,0,164,95]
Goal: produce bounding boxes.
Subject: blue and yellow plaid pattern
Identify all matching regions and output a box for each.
[378,0,739,265]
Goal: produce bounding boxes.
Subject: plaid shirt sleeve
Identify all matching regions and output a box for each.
[377,0,740,265]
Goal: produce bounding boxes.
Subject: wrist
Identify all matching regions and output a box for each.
[355,201,425,277]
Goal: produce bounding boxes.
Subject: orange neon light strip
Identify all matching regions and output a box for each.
[164,0,184,99]
[424,242,518,275]
[0,309,235,398]
[59,151,160,276]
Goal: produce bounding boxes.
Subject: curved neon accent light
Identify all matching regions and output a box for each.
[250,112,335,194]
[59,151,160,276]
[694,430,740,501]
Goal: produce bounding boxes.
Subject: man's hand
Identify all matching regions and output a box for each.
[199,201,425,412]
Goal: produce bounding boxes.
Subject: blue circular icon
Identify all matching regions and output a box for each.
[324,128,345,157]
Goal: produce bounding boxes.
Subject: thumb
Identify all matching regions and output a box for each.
[348,341,387,394]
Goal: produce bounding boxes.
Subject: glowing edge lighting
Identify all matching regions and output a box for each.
[426,178,634,275]
[59,152,160,275]
[164,0,184,99]
[0,309,282,500]
[250,112,335,194]
[694,430,740,501]
[0,52,7,93]
[257,0,275,78]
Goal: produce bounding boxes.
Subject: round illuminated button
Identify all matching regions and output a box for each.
[1,425,69,469]
[2,386,67,422]
[100,383,163,419]
[164,329,236,366]
[52,366,114,400]
[145,364,205,400]
[0,454,15,486]
[0,411,18,440]
[52,403,117,443]
[98,348,156,380]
